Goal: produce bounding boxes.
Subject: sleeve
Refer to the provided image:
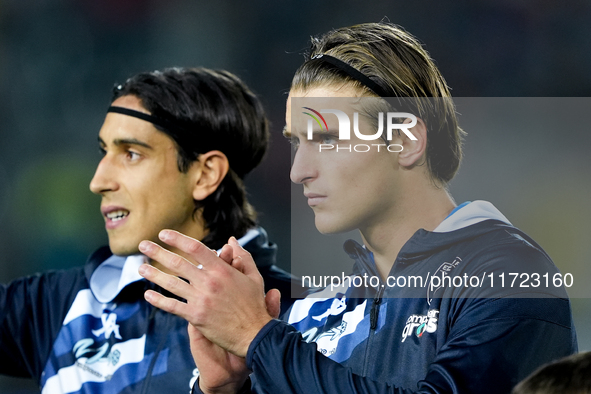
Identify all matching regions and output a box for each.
[191,377,253,394]
[245,296,576,394]
[0,268,84,380]
[246,320,418,394]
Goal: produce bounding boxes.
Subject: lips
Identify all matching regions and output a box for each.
[102,206,130,229]
[304,192,327,207]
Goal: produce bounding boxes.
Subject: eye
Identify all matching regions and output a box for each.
[318,133,338,145]
[126,150,141,161]
[98,146,106,156]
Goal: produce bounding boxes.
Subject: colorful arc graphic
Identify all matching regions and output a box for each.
[302,107,329,132]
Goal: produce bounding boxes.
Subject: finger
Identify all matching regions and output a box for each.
[221,243,246,273]
[231,256,246,273]
[265,289,281,319]
[188,324,207,356]
[228,237,261,279]
[187,324,213,349]
[139,263,198,301]
[158,230,221,267]
[144,289,194,323]
[218,244,233,265]
[139,240,202,278]
[188,323,205,340]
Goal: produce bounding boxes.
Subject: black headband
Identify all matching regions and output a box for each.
[106,105,242,175]
[311,54,390,97]
[107,106,189,136]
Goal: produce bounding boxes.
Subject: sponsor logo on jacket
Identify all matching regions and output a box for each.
[401,309,439,342]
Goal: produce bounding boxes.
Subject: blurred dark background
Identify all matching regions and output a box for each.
[0,0,590,392]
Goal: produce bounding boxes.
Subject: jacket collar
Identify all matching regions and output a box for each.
[344,200,513,275]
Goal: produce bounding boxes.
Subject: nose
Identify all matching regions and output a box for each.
[290,145,317,185]
[89,155,118,195]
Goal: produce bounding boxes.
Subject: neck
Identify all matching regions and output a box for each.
[360,181,455,279]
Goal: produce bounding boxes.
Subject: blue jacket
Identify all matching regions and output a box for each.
[240,201,577,394]
[0,228,299,394]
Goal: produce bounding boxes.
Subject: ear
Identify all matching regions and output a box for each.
[191,150,230,201]
[397,117,427,168]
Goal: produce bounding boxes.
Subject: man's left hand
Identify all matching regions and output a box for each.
[138,230,274,357]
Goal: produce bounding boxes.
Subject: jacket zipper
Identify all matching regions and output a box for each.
[363,284,385,375]
[370,285,385,330]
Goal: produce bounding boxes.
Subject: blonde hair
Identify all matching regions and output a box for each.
[291,22,465,184]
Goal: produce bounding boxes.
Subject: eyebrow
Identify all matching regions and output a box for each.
[98,136,153,150]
